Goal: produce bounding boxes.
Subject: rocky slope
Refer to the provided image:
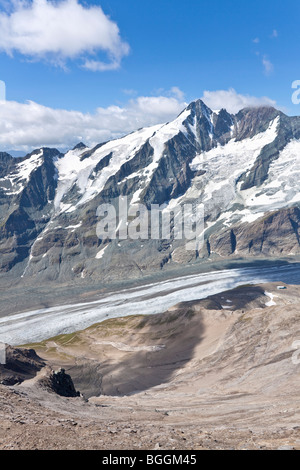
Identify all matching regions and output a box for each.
[1,101,300,283]
[0,283,299,450]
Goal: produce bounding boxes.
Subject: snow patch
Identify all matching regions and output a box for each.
[264,291,277,307]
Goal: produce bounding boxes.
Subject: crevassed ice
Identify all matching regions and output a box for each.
[244,139,300,209]
[187,117,280,226]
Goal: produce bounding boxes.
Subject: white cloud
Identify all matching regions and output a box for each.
[0,80,5,101]
[83,59,121,72]
[0,0,129,70]
[122,89,138,96]
[0,89,187,151]
[252,37,260,44]
[271,29,278,38]
[169,87,185,101]
[201,88,277,114]
[0,87,282,152]
[262,56,274,75]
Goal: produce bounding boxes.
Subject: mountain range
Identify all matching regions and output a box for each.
[1,99,300,283]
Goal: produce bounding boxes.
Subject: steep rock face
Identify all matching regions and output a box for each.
[210,207,300,257]
[0,152,16,178]
[234,107,280,140]
[140,133,197,206]
[0,100,300,282]
[0,148,62,272]
[19,149,58,209]
[212,108,234,143]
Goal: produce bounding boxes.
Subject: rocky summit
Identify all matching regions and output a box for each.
[1,100,300,284]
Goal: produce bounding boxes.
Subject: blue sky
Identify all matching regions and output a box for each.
[0,0,299,151]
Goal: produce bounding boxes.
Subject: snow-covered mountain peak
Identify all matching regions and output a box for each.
[1,99,300,281]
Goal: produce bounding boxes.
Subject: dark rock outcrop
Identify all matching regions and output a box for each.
[0,345,79,397]
[41,368,80,398]
[0,345,46,385]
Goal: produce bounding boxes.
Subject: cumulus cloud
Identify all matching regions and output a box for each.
[0,89,187,151]
[0,0,129,70]
[201,88,277,114]
[0,86,281,152]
